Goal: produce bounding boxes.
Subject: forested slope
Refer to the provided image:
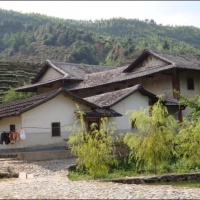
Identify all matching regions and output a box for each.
[0,9,200,102]
[1,9,200,66]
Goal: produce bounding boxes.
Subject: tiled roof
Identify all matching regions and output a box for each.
[0,90,59,118]
[32,60,114,83]
[16,60,116,92]
[67,66,126,90]
[0,88,99,119]
[84,84,157,107]
[68,48,200,91]
[50,60,114,77]
[81,108,122,117]
[163,98,182,108]
[15,77,65,92]
[124,48,200,72]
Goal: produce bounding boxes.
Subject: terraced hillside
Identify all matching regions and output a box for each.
[0,62,41,102]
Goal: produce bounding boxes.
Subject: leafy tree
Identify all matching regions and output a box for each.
[175,91,200,121]
[175,117,200,170]
[2,87,35,103]
[124,97,178,174]
[67,110,117,178]
[175,92,200,170]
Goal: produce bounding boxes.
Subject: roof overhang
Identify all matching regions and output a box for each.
[75,108,122,118]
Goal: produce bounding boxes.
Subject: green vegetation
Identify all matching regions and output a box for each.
[0,62,41,103]
[1,9,200,101]
[2,87,35,103]
[68,110,117,178]
[1,9,200,66]
[146,180,200,188]
[68,95,200,180]
[124,97,178,174]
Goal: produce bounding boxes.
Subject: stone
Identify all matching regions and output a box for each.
[27,174,34,179]
[19,172,27,179]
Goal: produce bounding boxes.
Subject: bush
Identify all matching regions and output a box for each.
[67,110,118,178]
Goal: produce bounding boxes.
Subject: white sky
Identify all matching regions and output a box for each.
[1,1,200,28]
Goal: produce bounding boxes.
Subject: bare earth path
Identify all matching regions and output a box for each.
[0,158,200,199]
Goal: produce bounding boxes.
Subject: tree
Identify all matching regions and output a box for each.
[175,117,200,170]
[175,91,200,121]
[175,92,200,169]
[163,40,170,50]
[2,87,35,103]
[67,110,117,178]
[124,97,178,174]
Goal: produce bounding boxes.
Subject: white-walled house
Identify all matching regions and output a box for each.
[0,88,122,153]
[3,48,199,153]
[0,85,159,153]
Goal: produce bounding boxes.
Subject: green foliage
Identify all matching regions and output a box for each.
[2,87,35,103]
[1,9,200,64]
[173,92,200,169]
[124,98,179,174]
[67,110,117,178]
[175,90,200,121]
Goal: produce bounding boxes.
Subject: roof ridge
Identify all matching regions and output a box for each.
[49,59,114,68]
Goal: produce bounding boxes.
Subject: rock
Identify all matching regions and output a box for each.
[0,171,10,178]
[19,172,27,179]
[27,174,34,179]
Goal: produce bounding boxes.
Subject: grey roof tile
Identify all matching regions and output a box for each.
[0,88,99,119]
[84,84,157,107]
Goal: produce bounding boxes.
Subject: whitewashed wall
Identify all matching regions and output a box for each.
[0,93,88,150]
[39,67,63,82]
[109,91,149,134]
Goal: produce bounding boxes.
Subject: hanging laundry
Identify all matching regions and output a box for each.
[9,131,20,144]
[0,132,10,145]
[0,132,3,144]
[20,129,26,140]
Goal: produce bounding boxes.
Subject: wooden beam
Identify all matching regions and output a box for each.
[172,68,182,122]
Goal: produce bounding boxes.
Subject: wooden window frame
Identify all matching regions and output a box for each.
[187,78,194,90]
[52,122,61,137]
[10,124,16,132]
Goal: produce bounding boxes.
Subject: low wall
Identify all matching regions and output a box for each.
[103,173,200,184]
[0,149,76,161]
[18,149,75,161]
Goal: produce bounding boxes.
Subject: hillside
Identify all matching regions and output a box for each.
[1,9,200,66]
[0,62,41,102]
[1,9,200,102]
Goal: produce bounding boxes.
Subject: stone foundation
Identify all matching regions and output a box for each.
[103,173,200,184]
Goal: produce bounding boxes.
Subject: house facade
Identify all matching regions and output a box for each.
[2,48,199,152]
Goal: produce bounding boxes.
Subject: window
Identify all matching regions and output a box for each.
[10,124,15,132]
[187,78,194,90]
[52,122,60,137]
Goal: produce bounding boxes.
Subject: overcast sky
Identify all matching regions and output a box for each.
[1,1,200,28]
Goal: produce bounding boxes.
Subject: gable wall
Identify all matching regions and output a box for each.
[134,55,168,70]
[109,91,149,133]
[39,67,63,82]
